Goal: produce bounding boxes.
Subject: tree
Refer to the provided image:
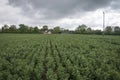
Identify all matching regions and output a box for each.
[105,26,112,35]
[114,26,120,35]
[0,28,1,33]
[2,24,9,33]
[33,26,39,33]
[9,25,17,33]
[93,30,102,35]
[19,24,29,33]
[75,24,87,34]
[28,27,34,33]
[41,25,48,31]
[86,27,92,34]
[61,29,70,34]
[53,26,61,34]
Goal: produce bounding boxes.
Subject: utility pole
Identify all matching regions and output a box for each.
[103,12,105,36]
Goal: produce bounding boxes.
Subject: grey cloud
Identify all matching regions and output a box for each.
[8,0,118,19]
[110,0,120,10]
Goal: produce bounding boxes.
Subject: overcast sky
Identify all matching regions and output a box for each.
[0,0,120,30]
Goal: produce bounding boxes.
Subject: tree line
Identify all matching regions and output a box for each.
[0,24,120,35]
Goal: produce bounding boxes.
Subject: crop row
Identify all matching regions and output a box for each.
[0,34,120,80]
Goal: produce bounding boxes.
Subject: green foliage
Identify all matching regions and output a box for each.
[114,26,120,35]
[33,26,39,33]
[0,34,120,80]
[108,70,120,80]
[1,24,9,33]
[86,27,92,34]
[41,25,48,31]
[9,25,17,33]
[1,24,120,35]
[53,26,61,34]
[75,24,87,33]
[105,26,112,35]
[19,24,29,33]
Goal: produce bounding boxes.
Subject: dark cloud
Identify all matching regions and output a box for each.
[8,0,118,19]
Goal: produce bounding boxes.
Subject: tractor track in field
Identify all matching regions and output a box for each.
[30,58,38,80]
[55,43,76,80]
[49,40,57,72]
[55,45,62,63]
[30,44,43,80]
[41,40,48,80]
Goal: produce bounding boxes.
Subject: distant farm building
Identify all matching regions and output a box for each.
[43,30,52,34]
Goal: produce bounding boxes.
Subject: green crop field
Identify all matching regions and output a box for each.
[0,34,120,80]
